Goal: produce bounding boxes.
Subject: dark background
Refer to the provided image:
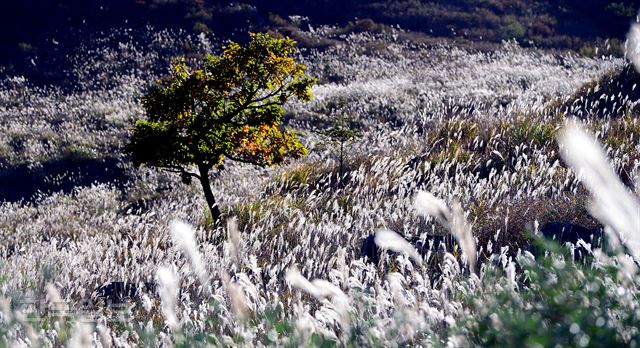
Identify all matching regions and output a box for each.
[1,0,639,82]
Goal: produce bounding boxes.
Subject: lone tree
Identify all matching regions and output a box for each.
[317,116,361,182]
[127,33,316,225]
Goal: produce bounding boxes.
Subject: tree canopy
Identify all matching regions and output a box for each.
[127,33,316,225]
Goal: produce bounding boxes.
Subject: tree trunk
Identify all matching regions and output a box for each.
[198,163,222,227]
[339,140,344,181]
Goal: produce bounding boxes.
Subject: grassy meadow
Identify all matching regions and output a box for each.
[0,21,639,347]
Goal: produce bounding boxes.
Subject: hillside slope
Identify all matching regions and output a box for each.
[2,0,638,83]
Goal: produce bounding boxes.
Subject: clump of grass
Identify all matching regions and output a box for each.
[229,200,269,230]
[508,117,559,149]
[278,164,313,191]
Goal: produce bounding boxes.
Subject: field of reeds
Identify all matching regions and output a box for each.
[0,24,639,347]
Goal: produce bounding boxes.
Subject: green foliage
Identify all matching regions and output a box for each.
[501,16,526,41]
[604,116,640,149]
[127,32,316,223]
[128,32,315,172]
[457,245,640,347]
[61,144,97,160]
[508,118,558,148]
[229,199,269,229]
[317,116,362,180]
[279,164,313,190]
[318,116,362,144]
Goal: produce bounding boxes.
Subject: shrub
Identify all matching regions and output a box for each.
[501,16,526,41]
[458,247,640,347]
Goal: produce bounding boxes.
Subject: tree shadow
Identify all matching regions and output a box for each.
[0,157,129,203]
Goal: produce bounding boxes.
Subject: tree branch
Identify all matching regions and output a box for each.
[222,83,289,121]
[243,100,285,111]
[251,83,287,104]
[160,166,201,179]
[222,151,267,166]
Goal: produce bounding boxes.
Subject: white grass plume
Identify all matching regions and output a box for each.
[45,283,66,317]
[558,121,640,260]
[451,202,477,272]
[222,272,251,320]
[374,229,422,264]
[226,217,242,264]
[156,266,180,331]
[414,192,477,271]
[285,267,350,335]
[285,267,348,302]
[96,325,113,348]
[627,23,640,72]
[414,191,450,226]
[67,321,93,348]
[170,220,209,289]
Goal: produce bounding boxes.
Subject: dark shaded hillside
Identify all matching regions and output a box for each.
[0,157,127,203]
[2,1,639,71]
[0,1,264,84]
[266,0,638,46]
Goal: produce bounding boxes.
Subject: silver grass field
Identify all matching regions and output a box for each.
[0,25,639,347]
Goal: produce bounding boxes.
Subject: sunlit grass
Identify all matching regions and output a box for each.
[0,24,638,346]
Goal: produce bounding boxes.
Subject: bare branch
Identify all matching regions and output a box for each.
[160,166,201,179]
[222,151,267,167]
